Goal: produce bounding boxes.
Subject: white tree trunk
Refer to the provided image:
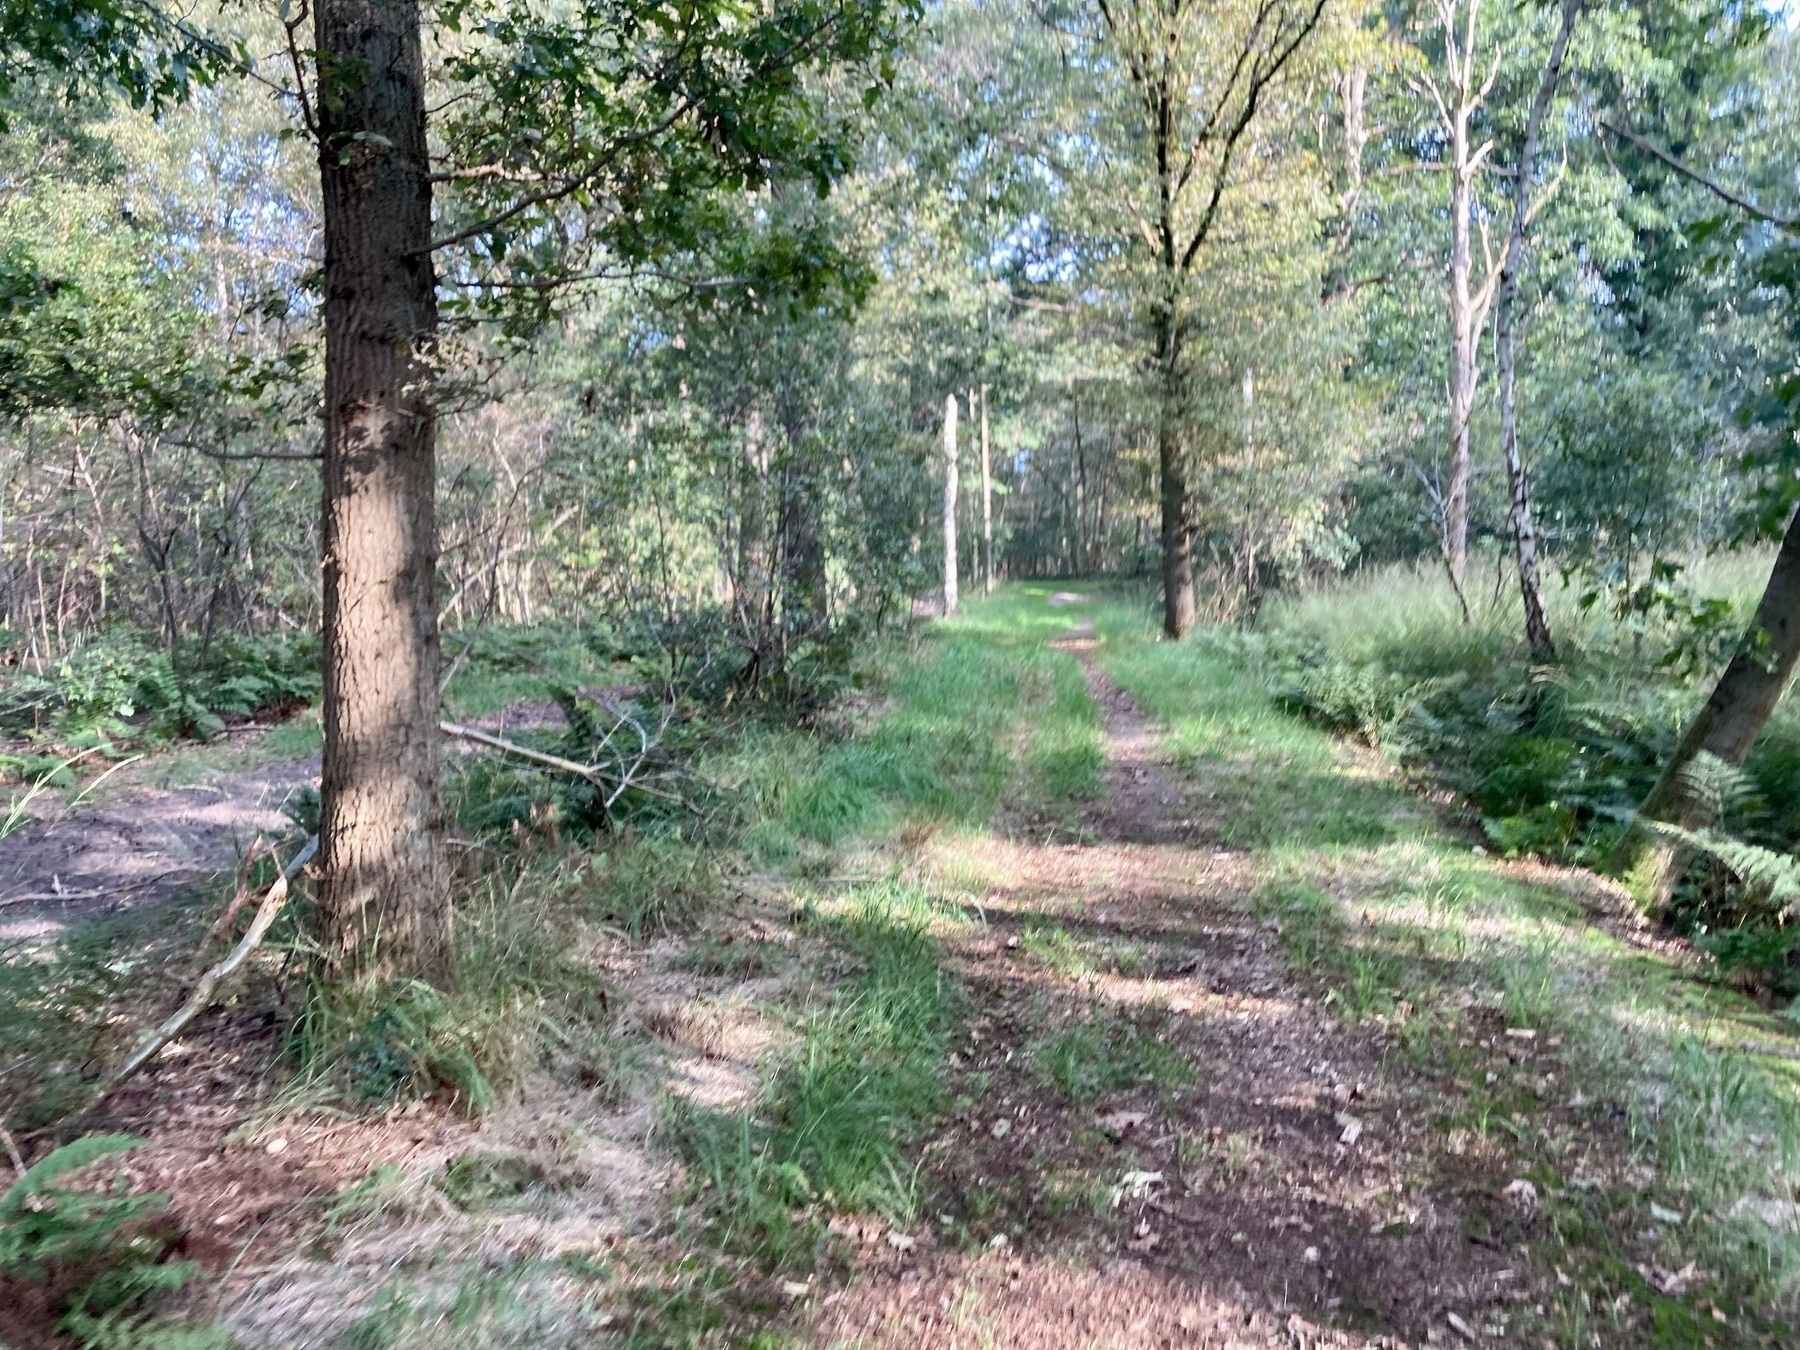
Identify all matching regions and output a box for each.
[943,392,959,616]
[980,384,993,594]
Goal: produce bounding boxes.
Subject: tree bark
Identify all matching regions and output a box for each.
[980,384,994,594]
[315,0,447,983]
[1493,0,1580,664]
[942,391,959,616]
[1158,406,1195,638]
[1618,510,1800,909]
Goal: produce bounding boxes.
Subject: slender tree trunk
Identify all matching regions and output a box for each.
[1446,107,1477,602]
[1494,0,1579,663]
[1158,411,1195,638]
[1617,510,1800,909]
[980,384,993,594]
[315,0,447,982]
[1073,395,1088,574]
[942,392,959,616]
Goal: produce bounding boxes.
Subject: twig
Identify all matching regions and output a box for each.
[91,836,318,1107]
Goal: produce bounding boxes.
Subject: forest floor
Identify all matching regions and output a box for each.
[6,588,1800,1348]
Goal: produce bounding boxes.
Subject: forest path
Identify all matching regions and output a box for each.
[818,606,1545,1349]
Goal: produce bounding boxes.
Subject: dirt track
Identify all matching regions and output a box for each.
[818,640,1532,1349]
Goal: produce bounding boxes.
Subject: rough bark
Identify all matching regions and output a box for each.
[1618,510,1800,909]
[314,0,447,982]
[980,384,994,594]
[1493,0,1580,664]
[942,391,959,617]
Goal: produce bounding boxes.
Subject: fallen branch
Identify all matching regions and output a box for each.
[439,718,683,805]
[440,720,611,786]
[92,836,318,1106]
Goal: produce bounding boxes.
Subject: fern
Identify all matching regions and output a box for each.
[1652,821,1800,919]
[0,1134,226,1348]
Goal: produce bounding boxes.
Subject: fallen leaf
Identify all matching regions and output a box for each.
[886,1232,916,1252]
[1303,1246,1320,1263]
[780,1280,811,1300]
[1501,1178,1538,1211]
[987,1233,1010,1249]
[1446,1311,1476,1339]
[1504,1027,1537,1040]
[1127,1230,1161,1253]
[990,1118,1012,1140]
[1649,1202,1684,1225]
[1334,1112,1362,1145]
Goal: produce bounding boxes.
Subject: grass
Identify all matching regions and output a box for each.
[1030,1007,1194,1106]
[676,883,957,1270]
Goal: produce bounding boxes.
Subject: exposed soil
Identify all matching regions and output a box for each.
[0,749,319,943]
[817,643,1546,1349]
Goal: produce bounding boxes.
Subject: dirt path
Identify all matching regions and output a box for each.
[819,643,1527,1349]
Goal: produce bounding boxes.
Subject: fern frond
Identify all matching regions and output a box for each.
[0,1134,142,1213]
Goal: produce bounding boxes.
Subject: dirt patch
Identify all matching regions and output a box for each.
[818,650,1532,1348]
[0,748,319,942]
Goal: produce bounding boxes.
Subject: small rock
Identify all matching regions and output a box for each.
[886,1232,916,1252]
[265,1137,288,1156]
[1334,1112,1362,1145]
[990,1118,1012,1140]
[1303,1246,1320,1263]
[780,1280,811,1301]
[987,1233,1009,1249]
[1446,1310,1476,1339]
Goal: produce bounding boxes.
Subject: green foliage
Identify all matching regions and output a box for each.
[1030,1010,1193,1106]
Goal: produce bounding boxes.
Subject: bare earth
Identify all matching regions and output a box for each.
[0,749,320,943]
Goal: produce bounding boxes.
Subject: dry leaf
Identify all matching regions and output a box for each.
[1445,1311,1475,1339]
[1501,1178,1538,1211]
[1334,1112,1362,1145]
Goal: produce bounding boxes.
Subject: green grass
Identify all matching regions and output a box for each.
[675,883,957,1270]
[1030,1007,1194,1106]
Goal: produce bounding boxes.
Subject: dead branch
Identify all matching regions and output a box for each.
[93,835,318,1106]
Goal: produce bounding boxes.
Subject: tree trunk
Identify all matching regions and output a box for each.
[1158,410,1195,639]
[315,0,448,983]
[1618,510,1800,910]
[1446,99,1477,604]
[1493,0,1579,664]
[980,384,993,594]
[942,391,959,616]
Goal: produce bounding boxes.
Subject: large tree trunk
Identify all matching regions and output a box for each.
[315,0,447,983]
[1493,0,1580,664]
[942,392,959,616]
[980,384,994,594]
[1618,510,1800,910]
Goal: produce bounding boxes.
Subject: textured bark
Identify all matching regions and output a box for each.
[1494,0,1580,663]
[979,384,994,594]
[1621,510,1800,908]
[942,392,959,616]
[315,0,447,982]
